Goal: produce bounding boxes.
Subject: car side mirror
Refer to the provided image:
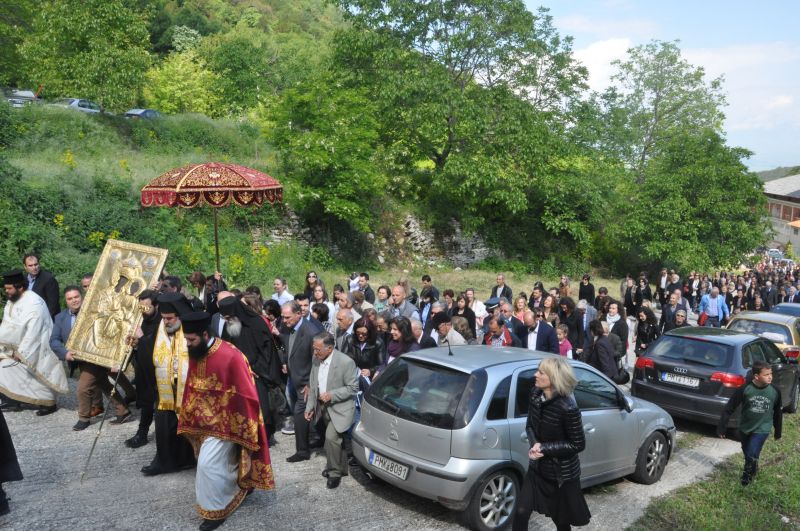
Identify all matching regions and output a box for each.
[618,392,633,413]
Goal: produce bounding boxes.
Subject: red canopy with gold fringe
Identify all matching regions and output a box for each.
[140,162,283,271]
[140,162,283,208]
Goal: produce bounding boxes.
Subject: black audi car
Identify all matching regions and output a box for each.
[631,327,799,428]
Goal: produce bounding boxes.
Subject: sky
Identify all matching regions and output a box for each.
[527,0,800,171]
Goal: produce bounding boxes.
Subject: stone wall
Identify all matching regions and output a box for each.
[252,208,497,267]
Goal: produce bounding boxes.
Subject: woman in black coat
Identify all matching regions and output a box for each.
[603,300,628,360]
[346,317,385,379]
[512,357,591,531]
[586,319,618,379]
[578,275,595,305]
[634,307,660,357]
[452,294,476,336]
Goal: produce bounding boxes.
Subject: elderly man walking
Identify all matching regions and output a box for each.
[699,287,730,328]
[305,332,358,489]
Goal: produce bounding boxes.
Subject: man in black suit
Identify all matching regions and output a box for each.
[490,273,513,302]
[280,300,323,462]
[520,310,559,354]
[23,253,60,319]
[358,273,375,304]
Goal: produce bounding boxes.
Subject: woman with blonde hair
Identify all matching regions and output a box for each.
[514,294,528,321]
[513,357,590,531]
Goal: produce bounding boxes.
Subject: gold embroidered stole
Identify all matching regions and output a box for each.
[152,322,189,412]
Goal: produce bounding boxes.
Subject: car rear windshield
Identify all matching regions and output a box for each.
[647,336,733,368]
[727,320,792,345]
[366,358,486,430]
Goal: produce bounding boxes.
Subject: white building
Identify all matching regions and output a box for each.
[764,173,800,249]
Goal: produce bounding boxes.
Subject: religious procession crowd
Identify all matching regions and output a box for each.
[0,251,793,529]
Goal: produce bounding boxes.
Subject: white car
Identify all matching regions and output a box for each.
[50,98,103,114]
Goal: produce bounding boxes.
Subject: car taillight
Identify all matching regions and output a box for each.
[785,349,800,360]
[710,372,746,388]
[635,357,654,369]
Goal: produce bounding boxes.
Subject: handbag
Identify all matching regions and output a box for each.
[612,364,630,385]
[698,311,708,326]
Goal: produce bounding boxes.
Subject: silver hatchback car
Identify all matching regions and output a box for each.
[353,347,676,531]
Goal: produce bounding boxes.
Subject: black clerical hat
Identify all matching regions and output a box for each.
[181,311,211,335]
[2,270,25,286]
[157,292,192,315]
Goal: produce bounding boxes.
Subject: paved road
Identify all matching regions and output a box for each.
[1,372,738,531]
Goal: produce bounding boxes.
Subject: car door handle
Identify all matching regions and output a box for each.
[520,433,529,443]
[584,424,596,434]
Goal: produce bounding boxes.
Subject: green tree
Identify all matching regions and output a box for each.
[264,72,385,232]
[0,1,33,86]
[143,50,221,116]
[200,26,273,115]
[599,40,726,180]
[18,0,151,112]
[618,129,769,271]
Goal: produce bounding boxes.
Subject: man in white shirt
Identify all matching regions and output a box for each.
[305,333,358,489]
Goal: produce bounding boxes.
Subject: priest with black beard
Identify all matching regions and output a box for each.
[218,297,282,442]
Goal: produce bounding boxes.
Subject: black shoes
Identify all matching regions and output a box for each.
[125,433,148,448]
[348,455,359,467]
[309,438,324,449]
[286,453,310,463]
[0,401,22,412]
[199,518,226,530]
[36,405,57,416]
[321,469,329,478]
[326,477,341,489]
[73,420,91,431]
[141,464,163,477]
[110,411,132,425]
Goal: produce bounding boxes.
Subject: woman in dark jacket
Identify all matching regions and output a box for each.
[347,317,385,379]
[634,307,660,357]
[635,277,652,308]
[603,300,628,360]
[512,357,591,531]
[578,275,595,305]
[452,294,476,334]
[586,319,618,379]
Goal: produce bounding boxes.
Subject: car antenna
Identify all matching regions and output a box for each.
[443,337,454,356]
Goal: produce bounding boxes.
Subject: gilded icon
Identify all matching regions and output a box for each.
[68,240,168,369]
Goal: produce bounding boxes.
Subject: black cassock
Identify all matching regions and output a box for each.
[0,409,23,483]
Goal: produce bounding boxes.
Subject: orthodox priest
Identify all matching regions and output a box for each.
[0,270,68,415]
[125,289,160,448]
[0,408,23,515]
[140,292,195,476]
[218,297,283,442]
[178,312,275,531]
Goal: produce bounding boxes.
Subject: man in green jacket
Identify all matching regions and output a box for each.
[718,360,783,486]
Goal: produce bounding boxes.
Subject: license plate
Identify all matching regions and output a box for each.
[661,372,699,388]
[367,449,409,480]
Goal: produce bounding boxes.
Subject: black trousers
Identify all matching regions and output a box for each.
[150,409,195,472]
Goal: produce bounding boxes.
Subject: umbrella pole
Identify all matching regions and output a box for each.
[213,208,221,273]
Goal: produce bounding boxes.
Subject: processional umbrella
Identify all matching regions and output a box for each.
[140,162,283,271]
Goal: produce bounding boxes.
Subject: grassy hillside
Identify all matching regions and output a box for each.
[757,165,800,182]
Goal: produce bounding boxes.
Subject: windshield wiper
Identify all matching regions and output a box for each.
[684,357,718,367]
[372,395,400,415]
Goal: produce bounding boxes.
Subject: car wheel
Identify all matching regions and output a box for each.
[466,469,519,531]
[784,379,799,414]
[629,431,668,484]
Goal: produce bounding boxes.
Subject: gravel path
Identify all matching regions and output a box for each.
[0,373,739,531]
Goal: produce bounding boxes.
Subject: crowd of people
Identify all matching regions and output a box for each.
[0,252,793,528]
